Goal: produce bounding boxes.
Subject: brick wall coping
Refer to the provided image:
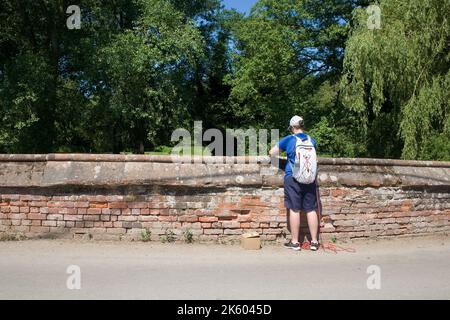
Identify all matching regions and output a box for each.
[0,154,449,168]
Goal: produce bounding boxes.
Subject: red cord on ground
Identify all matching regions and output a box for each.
[300,241,356,253]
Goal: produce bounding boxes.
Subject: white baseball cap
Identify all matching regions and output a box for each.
[289,115,304,128]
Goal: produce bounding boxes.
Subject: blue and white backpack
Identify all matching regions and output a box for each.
[290,135,317,184]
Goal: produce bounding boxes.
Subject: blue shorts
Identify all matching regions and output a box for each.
[284,176,317,212]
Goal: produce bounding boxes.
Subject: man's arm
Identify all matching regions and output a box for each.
[269,145,280,156]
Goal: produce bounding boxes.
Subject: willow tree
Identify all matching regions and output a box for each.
[341,0,450,160]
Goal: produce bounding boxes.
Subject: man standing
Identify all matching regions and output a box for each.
[269,116,320,251]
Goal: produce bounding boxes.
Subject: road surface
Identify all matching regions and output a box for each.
[0,236,449,299]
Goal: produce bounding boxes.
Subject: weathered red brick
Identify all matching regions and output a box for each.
[31,220,42,226]
[90,202,108,209]
[179,215,198,222]
[9,213,27,220]
[204,229,223,235]
[199,216,218,223]
[87,208,102,215]
[21,220,32,226]
[128,202,148,209]
[40,207,49,214]
[224,229,242,235]
[75,202,90,208]
[75,221,85,228]
[42,221,57,227]
[19,206,29,213]
[1,207,10,213]
[30,226,50,233]
[28,213,46,220]
[159,216,178,222]
[11,225,30,232]
[59,208,77,215]
[106,228,126,234]
[109,202,128,209]
[86,195,107,202]
[331,189,344,197]
[65,221,75,227]
[222,221,240,229]
[118,216,138,222]
[140,216,158,222]
[64,215,83,221]
[10,206,20,213]
[29,201,47,207]
[83,215,100,221]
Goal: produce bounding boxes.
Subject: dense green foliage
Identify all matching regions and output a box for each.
[0,0,448,160]
[341,0,450,160]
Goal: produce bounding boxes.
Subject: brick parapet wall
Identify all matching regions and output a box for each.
[0,155,449,242]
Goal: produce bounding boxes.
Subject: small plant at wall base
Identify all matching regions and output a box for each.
[161,229,176,243]
[0,233,27,241]
[183,229,194,243]
[140,228,151,242]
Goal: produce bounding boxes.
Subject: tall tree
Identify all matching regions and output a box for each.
[230,0,355,132]
[99,0,204,153]
[0,0,205,153]
[0,0,139,152]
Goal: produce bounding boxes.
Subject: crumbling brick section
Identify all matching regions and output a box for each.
[0,154,449,242]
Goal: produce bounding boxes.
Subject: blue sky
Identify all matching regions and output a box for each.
[223,0,258,14]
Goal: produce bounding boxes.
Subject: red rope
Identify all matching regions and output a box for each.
[301,240,356,253]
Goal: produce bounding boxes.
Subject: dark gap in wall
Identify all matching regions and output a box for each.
[401,185,450,193]
[0,184,261,197]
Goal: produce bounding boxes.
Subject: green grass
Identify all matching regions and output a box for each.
[140,228,151,242]
[160,229,176,243]
[183,229,194,243]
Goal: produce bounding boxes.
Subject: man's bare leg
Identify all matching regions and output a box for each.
[289,209,300,243]
[306,210,319,243]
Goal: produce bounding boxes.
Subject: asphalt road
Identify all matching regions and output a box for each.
[0,236,449,300]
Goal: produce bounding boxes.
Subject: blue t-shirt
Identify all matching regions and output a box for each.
[277,133,317,178]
